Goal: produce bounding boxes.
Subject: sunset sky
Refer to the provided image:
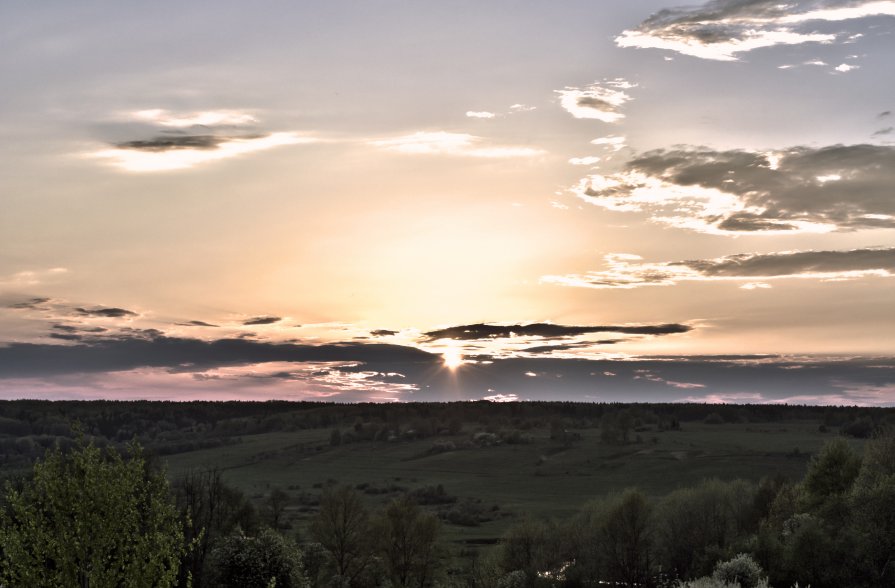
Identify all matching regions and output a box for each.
[2,0,894,404]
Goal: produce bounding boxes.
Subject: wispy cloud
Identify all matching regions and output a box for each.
[131,109,258,128]
[556,79,636,123]
[543,247,895,289]
[370,131,543,158]
[466,111,497,119]
[572,144,895,234]
[591,135,628,152]
[616,0,895,61]
[86,108,316,172]
[0,268,68,290]
[89,132,315,172]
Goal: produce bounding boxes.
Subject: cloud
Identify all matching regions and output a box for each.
[556,80,635,123]
[591,136,628,152]
[7,297,51,310]
[569,156,601,166]
[131,109,257,128]
[0,268,68,289]
[421,322,691,341]
[543,247,895,289]
[616,0,895,61]
[466,111,496,119]
[89,132,315,172]
[242,316,281,326]
[371,329,399,337]
[74,307,138,318]
[0,334,438,379]
[572,144,895,234]
[834,63,859,72]
[872,127,893,136]
[177,320,219,327]
[370,131,543,158]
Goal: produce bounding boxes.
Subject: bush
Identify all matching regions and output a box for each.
[208,528,307,588]
[712,553,766,588]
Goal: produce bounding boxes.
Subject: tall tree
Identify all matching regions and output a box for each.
[375,496,441,588]
[0,439,186,588]
[310,485,373,586]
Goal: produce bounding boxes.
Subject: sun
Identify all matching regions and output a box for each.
[442,348,464,370]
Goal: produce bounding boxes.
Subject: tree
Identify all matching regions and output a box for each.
[602,489,654,587]
[264,487,291,530]
[173,467,258,587]
[850,428,895,586]
[800,437,860,519]
[375,496,441,588]
[310,485,374,586]
[0,439,185,588]
[208,528,308,588]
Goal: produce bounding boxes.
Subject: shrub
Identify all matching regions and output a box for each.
[712,553,766,588]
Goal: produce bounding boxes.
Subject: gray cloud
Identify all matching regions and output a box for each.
[573,144,895,234]
[177,320,219,327]
[74,307,138,318]
[242,316,281,326]
[543,247,895,289]
[371,329,399,337]
[421,322,691,341]
[115,135,232,151]
[872,127,893,136]
[0,335,438,378]
[616,0,895,61]
[7,297,51,310]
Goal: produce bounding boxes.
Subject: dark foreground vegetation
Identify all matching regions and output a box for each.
[0,400,893,587]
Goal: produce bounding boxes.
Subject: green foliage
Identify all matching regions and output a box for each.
[799,437,860,517]
[655,479,757,580]
[207,528,307,588]
[0,439,185,588]
[850,428,895,585]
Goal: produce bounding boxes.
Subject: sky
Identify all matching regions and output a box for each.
[1,0,894,404]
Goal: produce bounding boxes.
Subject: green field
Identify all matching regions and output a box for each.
[162,419,852,548]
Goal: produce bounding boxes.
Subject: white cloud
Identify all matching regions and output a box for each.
[466,111,496,119]
[591,136,627,151]
[834,63,859,72]
[616,0,895,61]
[616,28,834,61]
[131,109,257,127]
[370,131,543,158]
[568,156,601,166]
[556,80,635,123]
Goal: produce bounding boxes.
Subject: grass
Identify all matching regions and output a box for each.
[163,417,851,550]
